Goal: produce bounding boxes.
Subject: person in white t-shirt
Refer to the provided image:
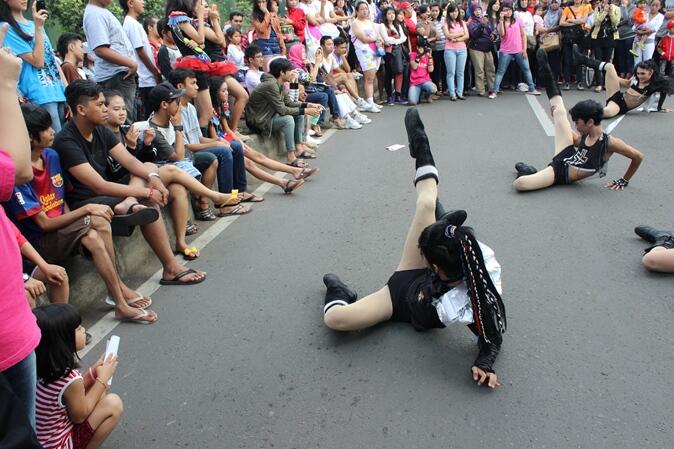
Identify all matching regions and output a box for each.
[244,45,265,92]
[121,0,161,120]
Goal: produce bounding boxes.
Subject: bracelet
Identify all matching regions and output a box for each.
[147,187,154,199]
[148,172,161,179]
[95,377,108,388]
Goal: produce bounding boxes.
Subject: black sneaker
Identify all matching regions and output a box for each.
[515,162,538,178]
[323,274,357,314]
[634,225,674,244]
[439,210,468,227]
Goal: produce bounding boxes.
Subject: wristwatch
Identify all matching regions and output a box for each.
[23,273,30,283]
[173,125,184,132]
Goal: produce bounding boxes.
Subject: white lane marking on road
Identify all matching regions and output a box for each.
[604,115,625,135]
[78,177,281,357]
[80,125,341,356]
[526,95,555,137]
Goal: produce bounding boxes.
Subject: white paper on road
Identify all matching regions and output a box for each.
[386,144,406,152]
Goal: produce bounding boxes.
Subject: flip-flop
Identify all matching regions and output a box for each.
[104,295,152,309]
[283,178,305,194]
[297,152,317,159]
[112,203,159,228]
[297,167,319,180]
[240,193,264,203]
[216,204,252,217]
[117,308,157,324]
[174,246,200,261]
[286,160,309,168]
[159,268,206,285]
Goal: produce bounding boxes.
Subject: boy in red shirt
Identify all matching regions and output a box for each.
[4,104,158,324]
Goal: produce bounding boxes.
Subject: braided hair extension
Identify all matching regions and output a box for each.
[418,222,507,345]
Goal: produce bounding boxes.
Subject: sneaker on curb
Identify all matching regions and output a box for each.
[577,83,585,91]
[355,97,368,109]
[526,89,541,95]
[563,83,570,90]
[307,135,323,145]
[345,115,363,129]
[353,112,372,124]
[517,82,528,92]
[488,92,497,99]
[361,102,381,113]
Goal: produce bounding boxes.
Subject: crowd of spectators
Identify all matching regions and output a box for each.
[0,0,673,447]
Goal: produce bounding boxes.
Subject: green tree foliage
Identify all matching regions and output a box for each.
[48,0,253,38]
[49,0,167,36]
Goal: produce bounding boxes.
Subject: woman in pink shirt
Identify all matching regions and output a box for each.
[489,1,541,98]
[442,3,469,100]
[0,23,42,429]
[408,36,439,104]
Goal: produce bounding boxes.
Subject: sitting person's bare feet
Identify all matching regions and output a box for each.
[115,304,158,324]
[160,266,207,285]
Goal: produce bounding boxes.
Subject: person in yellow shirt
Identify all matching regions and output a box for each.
[560,0,592,89]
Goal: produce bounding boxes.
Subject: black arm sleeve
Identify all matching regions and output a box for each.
[473,336,501,374]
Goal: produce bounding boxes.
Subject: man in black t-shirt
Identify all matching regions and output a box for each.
[54,80,206,286]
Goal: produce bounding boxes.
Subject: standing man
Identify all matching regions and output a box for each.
[83,0,138,121]
[121,0,162,120]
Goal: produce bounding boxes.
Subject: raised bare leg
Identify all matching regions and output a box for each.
[324,286,393,331]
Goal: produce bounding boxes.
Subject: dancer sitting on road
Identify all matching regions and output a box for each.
[33,304,122,449]
[572,44,673,117]
[634,225,674,272]
[321,109,507,389]
[512,49,644,192]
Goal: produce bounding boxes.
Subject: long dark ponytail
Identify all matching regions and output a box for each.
[419,221,507,345]
[0,1,33,41]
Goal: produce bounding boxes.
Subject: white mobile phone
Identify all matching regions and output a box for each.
[104,335,120,386]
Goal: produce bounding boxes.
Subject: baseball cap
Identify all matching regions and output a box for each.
[399,2,412,9]
[148,82,185,112]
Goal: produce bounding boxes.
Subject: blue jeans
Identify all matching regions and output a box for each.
[271,115,303,153]
[493,52,535,93]
[444,48,468,97]
[201,141,247,193]
[1,351,37,429]
[408,81,438,105]
[41,102,65,133]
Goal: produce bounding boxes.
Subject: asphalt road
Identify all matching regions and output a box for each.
[82,91,674,449]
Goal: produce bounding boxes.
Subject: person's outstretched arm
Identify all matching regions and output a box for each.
[606,136,644,190]
[0,25,32,184]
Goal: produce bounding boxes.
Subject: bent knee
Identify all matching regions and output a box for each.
[642,252,673,272]
[81,229,104,249]
[103,393,124,416]
[323,310,350,331]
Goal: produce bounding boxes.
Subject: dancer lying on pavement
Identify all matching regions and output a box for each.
[572,44,673,117]
[321,109,507,389]
[634,225,674,272]
[513,49,644,192]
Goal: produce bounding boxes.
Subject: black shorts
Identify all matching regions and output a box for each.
[607,91,629,115]
[387,269,427,323]
[549,145,574,185]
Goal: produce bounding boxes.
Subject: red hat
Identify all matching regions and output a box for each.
[668,20,674,30]
[398,1,412,8]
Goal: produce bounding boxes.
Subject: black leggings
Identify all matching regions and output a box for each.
[431,49,446,92]
[383,53,395,97]
[592,43,614,87]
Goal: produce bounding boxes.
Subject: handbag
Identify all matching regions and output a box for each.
[540,32,561,52]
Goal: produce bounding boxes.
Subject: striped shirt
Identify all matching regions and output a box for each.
[35,370,82,449]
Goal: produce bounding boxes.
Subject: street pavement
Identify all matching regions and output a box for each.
[82,91,674,449]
